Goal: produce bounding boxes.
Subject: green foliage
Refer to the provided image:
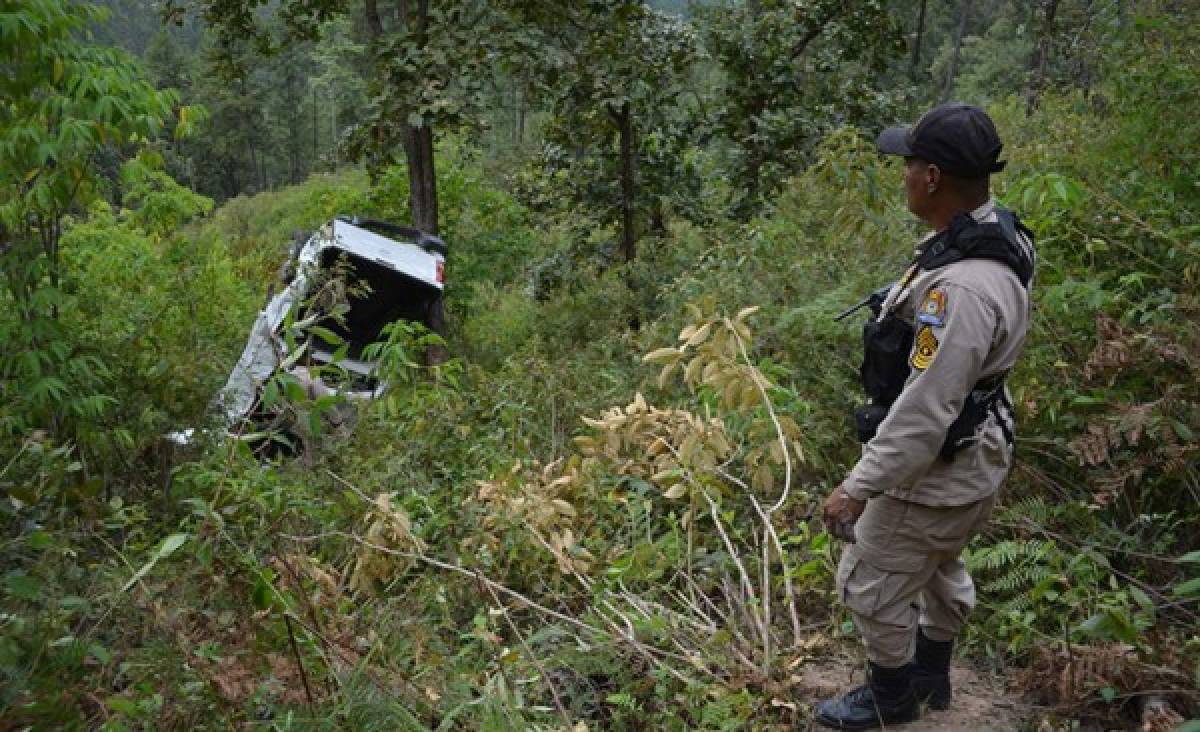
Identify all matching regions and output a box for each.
[697,0,907,213]
[508,1,704,259]
[3,1,1200,728]
[0,0,186,488]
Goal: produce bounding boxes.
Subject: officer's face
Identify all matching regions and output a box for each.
[902,157,938,222]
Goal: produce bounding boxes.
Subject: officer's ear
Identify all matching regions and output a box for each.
[925,163,943,194]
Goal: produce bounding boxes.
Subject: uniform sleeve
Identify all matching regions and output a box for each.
[841,283,998,500]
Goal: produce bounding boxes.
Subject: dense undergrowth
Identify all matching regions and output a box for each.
[3,10,1200,732]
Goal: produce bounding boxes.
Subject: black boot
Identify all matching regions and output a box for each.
[910,628,954,710]
[813,662,920,730]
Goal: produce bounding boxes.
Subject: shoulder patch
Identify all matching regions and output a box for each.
[910,325,940,370]
[917,288,947,327]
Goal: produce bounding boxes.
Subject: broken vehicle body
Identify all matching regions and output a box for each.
[214,216,446,434]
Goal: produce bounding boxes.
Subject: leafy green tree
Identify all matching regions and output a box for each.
[309,14,367,169]
[698,0,906,213]
[926,2,1033,104]
[350,0,500,234]
[505,1,700,262]
[0,0,179,445]
[182,0,503,235]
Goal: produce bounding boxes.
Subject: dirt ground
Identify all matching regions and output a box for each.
[787,657,1030,731]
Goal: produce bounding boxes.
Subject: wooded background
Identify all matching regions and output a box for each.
[1,0,1196,729]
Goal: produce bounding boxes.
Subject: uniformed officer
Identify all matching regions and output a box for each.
[815,103,1035,729]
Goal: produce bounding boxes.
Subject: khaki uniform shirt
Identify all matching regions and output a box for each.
[842,199,1035,507]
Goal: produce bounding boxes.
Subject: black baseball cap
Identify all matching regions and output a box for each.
[877,103,1007,179]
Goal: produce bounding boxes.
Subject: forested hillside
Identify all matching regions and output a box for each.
[1,0,1197,729]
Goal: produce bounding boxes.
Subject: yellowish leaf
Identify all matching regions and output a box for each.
[663,484,688,499]
[657,361,678,390]
[753,464,774,493]
[710,430,731,456]
[572,435,595,451]
[652,468,679,485]
[679,433,699,462]
[739,383,759,410]
[736,305,761,321]
[686,322,713,347]
[551,499,576,517]
[643,347,680,364]
[722,378,739,409]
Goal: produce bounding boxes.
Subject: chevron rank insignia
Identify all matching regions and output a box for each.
[910,325,940,370]
[917,288,947,327]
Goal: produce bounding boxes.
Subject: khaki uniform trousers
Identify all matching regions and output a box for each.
[834,493,995,668]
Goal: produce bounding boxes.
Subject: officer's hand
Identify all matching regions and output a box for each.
[822,484,867,542]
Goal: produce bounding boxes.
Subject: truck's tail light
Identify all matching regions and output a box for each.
[436,260,445,284]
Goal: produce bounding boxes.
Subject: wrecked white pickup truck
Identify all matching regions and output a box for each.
[208,216,446,440]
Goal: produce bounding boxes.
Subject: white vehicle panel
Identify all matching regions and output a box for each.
[330,219,443,290]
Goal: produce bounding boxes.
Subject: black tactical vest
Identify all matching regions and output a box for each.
[855,208,1034,460]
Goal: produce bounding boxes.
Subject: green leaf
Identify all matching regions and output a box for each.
[1179,551,1200,564]
[4,573,42,600]
[1075,609,1138,644]
[88,643,111,665]
[0,637,22,667]
[8,484,39,503]
[251,571,277,611]
[60,595,89,611]
[1173,577,1200,598]
[307,325,344,346]
[121,533,189,593]
[263,379,280,408]
[106,696,141,716]
[1129,585,1154,613]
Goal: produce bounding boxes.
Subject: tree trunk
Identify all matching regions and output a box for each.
[516,82,526,147]
[403,123,439,234]
[614,101,637,263]
[1025,0,1059,115]
[331,101,338,169]
[287,65,300,184]
[247,143,259,193]
[390,0,439,234]
[941,0,971,102]
[910,0,928,80]
[363,0,383,37]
